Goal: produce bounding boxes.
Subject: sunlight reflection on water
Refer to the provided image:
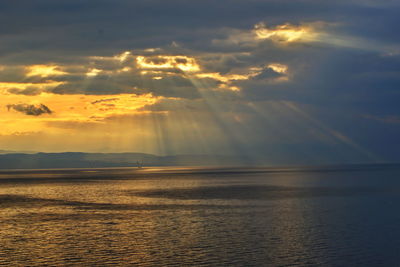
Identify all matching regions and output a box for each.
[0,166,400,266]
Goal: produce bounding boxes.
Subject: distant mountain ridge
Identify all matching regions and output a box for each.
[0,150,37,154]
[0,152,248,169]
[0,151,394,170]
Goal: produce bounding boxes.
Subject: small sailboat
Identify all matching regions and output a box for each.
[136,159,144,169]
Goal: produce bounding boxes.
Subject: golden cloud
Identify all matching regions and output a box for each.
[86,68,102,77]
[267,63,288,74]
[196,68,262,91]
[253,23,318,43]
[26,65,67,77]
[136,55,200,72]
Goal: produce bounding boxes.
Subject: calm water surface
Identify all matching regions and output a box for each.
[1,165,400,266]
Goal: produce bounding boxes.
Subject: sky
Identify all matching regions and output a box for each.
[0,0,399,164]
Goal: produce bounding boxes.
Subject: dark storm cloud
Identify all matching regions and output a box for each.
[7,103,52,116]
[7,87,42,96]
[50,79,135,95]
[46,70,203,99]
[238,48,400,111]
[0,0,398,63]
[200,54,251,74]
[0,66,27,82]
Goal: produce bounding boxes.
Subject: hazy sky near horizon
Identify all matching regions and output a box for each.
[0,0,399,164]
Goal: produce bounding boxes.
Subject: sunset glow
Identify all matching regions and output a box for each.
[0,0,395,164]
[1,2,399,266]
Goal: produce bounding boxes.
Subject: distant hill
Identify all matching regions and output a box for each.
[0,152,249,169]
[0,150,37,154]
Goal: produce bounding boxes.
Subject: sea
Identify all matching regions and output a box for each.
[0,164,400,266]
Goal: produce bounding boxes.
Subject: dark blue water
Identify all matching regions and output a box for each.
[0,165,400,266]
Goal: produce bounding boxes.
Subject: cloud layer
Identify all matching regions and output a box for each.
[0,0,399,164]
